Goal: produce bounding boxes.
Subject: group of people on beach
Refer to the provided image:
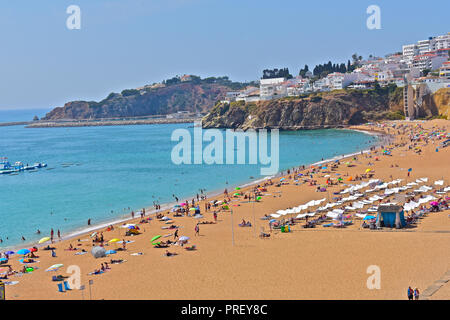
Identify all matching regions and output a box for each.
[407,287,420,300]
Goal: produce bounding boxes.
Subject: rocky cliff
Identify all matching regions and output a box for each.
[43,82,233,120]
[419,87,450,119]
[202,86,409,130]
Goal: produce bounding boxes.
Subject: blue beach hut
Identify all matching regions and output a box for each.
[376,205,406,229]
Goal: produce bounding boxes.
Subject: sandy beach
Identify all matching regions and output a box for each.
[2,119,449,300]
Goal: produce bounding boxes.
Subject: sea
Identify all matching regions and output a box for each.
[0,109,379,248]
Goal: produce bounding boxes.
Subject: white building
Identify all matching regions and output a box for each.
[259,77,287,100]
[402,44,419,64]
[402,33,450,66]
[412,54,447,72]
[325,72,358,90]
[439,61,450,79]
[435,33,450,50]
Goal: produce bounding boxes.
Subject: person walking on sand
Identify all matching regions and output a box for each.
[414,288,420,300]
[407,286,414,300]
[57,229,61,241]
[50,228,54,243]
[195,223,200,236]
[174,229,179,240]
[88,219,91,226]
[213,211,217,222]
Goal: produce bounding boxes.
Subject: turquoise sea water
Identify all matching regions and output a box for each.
[0,122,377,248]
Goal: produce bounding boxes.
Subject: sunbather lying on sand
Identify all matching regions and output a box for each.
[89,269,104,275]
[165,250,177,257]
[154,243,169,248]
[110,259,124,264]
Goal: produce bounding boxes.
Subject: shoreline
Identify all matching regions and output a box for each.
[4,119,450,300]
[2,127,385,251]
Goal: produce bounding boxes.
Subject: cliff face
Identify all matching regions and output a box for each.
[202,87,408,130]
[419,87,450,119]
[43,82,230,120]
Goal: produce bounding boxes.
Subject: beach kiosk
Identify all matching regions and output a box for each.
[376,204,406,229]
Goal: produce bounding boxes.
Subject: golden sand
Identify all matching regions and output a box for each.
[3,119,450,300]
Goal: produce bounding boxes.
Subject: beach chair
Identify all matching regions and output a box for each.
[63,281,71,290]
[57,283,65,293]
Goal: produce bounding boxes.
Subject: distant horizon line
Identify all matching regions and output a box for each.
[0,107,53,111]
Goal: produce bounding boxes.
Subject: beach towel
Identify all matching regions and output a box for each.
[75,251,87,255]
[130,253,143,256]
[19,259,40,264]
[3,281,19,286]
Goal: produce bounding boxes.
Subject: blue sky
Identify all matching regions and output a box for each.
[0,0,448,110]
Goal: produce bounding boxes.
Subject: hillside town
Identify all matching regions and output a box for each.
[220,32,449,120]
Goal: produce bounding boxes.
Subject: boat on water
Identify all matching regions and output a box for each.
[0,157,47,174]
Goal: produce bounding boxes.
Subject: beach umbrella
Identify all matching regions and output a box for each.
[347,177,353,181]
[90,232,97,238]
[29,247,38,253]
[269,219,277,223]
[256,196,262,201]
[38,237,51,244]
[365,168,372,173]
[5,251,14,255]
[105,250,116,255]
[180,203,187,206]
[280,178,285,181]
[17,249,30,256]
[91,246,106,258]
[108,238,120,243]
[235,187,241,190]
[179,236,190,242]
[363,215,376,220]
[151,235,162,243]
[189,207,197,211]
[0,258,8,263]
[430,201,439,206]
[46,264,63,272]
